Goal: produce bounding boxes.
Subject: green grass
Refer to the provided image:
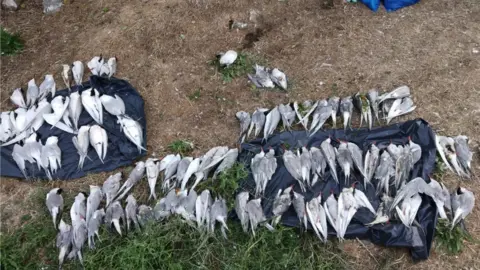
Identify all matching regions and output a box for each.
[435,219,471,255]
[188,88,202,101]
[209,53,255,83]
[433,155,447,179]
[0,173,347,270]
[196,162,248,210]
[168,140,194,156]
[1,27,24,56]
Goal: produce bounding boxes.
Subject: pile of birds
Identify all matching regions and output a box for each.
[436,135,473,179]
[234,136,474,242]
[236,85,416,143]
[45,143,242,268]
[217,50,288,90]
[45,136,475,268]
[1,56,146,179]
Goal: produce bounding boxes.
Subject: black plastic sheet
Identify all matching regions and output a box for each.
[238,119,437,261]
[1,76,146,180]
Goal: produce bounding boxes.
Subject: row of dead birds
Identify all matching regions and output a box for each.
[235,177,475,243]
[45,142,475,268]
[45,144,243,268]
[243,135,474,239]
[217,50,288,90]
[235,85,416,143]
[3,57,146,179]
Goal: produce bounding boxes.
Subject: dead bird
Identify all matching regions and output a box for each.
[328,96,340,128]
[340,96,353,130]
[353,93,372,129]
[236,111,251,143]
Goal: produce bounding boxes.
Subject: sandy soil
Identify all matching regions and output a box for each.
[1,0,479,269]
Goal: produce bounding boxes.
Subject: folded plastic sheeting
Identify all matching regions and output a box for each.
[0,76,146,180]
[237,119,437,261]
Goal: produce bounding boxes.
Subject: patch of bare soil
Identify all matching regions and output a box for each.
[1,0,479,268]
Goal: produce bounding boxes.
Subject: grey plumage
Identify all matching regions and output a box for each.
[196,189,212,228]
[10,88,26,108]
[56,220,72,269]
[328,96,340,128]
[278,104,296,131]
[309,99,332,137]
[72,125,90,169]
[117,115,146,153]
[175,157,192,187]
[428,178,451,219]
[364,144,380,188]
[245,198,268,237]
[248,64,275,88]
[248,108,268,138]
[236,111,251,143]
[324,193,338,232]
[146,158,160,200]
[68,218,87,265]
[213,148,238,180]
[310,146,327,187]
[87,209,105,249]
[335,141,352,183]
[299,147,312,187]
[367,89,380,124]
[263,106,281,141]
[210,197,229,239]
[389,177,435,212]
[271,186,293,227]
[125,195,140,231]
[385,97,416,124]
[451,187,475,229]
[26,79,39,108]
[137,205,154,227]
[12,144,28,178]
[292,191,307,230]
[454,135,472,178]
[320,138,338,183]
[283,149,304,192]
[86,185,103,225]
[70,192,86,226]
[340,97,353,130]
[374,151,394,196]
[102,172,122,206]
[306,194,328,242]
[46,188,64,229]
[115,161,145,201]
[378,85,411,104]
[235,191,250,233]
[105,201,125,235]
[347,142,366,179]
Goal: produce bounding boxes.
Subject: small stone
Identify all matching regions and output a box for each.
[43,0,62,14]
[2,0,19,10]
[472,48,479,54]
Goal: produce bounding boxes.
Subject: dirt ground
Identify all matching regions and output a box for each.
[1,0,480,269]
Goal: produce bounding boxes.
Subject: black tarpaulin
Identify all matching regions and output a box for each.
[237,119,437,261]
[1,76,146,180]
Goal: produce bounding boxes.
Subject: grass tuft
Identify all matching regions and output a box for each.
[210,53,255,82]
[197,162,248,209]
[188,88,202,101]
[1,27,24,56]
[433,154,447,179]
[435,219,471,254]
[168,139,194,155]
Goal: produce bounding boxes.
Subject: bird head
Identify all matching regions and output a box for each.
[56,188,63,194]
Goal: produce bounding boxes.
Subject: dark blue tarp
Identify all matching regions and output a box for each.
[238,119,437,261]
[0,76,146,180]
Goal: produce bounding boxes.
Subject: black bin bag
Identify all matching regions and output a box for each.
[1,76,146,180]
[237,119,437,261]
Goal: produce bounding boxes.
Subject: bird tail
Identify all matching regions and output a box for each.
[113,220,122,236]
[51,208,58,229]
